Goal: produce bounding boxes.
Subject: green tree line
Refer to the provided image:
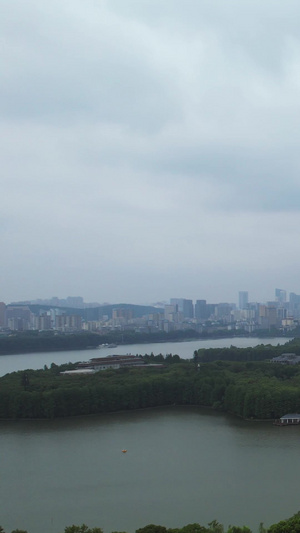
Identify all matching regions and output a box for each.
[2,352,300,419]
[0,329,293,356]
[0,332,101,355]
[2,510,300,533]
[195,338,300,363]
[0,329,221,356]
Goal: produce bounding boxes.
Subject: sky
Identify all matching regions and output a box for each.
[2,0,300,306]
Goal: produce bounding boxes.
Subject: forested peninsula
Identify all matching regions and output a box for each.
[2,510,300,533]
[0,328,291,356]
[0,330,215,356]
[2,339,300,419]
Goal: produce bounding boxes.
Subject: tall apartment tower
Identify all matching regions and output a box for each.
[170,298,194,318]
[195,300,208,320]
[239,291,248,310]
[0,302,6,326]
[275,288,286,304]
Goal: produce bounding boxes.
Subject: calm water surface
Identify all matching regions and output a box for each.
[1,406,300,533]
[0,337,292,376]
[0,338,296,533]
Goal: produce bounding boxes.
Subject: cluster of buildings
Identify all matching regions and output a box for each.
[155,291,300,334]
[0,304,83,333]
[1,288,300,335]
[60,355,150,375]
[234,289,300,333]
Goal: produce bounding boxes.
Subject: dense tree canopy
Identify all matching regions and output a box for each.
[2,344,300,419]
[195,338,300,363]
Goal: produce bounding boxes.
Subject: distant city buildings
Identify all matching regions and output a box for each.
[0,302,6,327]
[239,291,248,310]
[275,288,287,304]
[1,289,300,334]
[195,300,209,320]
[10,296,99,309]
[170,299,194,319]
[289,292,300,317]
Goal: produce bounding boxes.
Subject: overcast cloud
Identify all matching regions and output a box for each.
[1,0,300,305]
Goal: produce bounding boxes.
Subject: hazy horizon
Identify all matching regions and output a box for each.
[4,289,293,308]
[2,1,300,305]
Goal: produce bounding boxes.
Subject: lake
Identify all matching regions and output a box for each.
[0,406,299,533]
[0,337,296,533]
[0,336,292,376]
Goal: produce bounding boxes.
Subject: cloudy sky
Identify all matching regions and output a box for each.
[2,0,300,306]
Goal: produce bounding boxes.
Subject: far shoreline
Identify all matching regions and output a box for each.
[0,332,294,357]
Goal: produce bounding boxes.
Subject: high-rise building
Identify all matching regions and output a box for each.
[289,292,300,318]
[238,291,248,310]
[164,304,181,322]
[0,302,6,326]
[275,288,286,304]
[195,300,208,320]
[207,303,216,318]
[37,313,52,330]
[170,299,194,318]
[6,305,32,330]
[258,305,278,328]
[215,303,234,322]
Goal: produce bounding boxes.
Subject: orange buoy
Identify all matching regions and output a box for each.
[122,449,127,453]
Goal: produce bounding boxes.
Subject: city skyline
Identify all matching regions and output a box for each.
[4,286,300,308]
[2,1,300,305]
[2,288,300,334]
[3,288,300,308]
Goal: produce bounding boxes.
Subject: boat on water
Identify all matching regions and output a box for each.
[98,343,118,349]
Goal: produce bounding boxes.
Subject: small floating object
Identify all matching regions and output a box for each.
[122,449,127,453]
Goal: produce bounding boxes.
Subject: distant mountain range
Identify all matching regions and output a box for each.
[13,303,164,320]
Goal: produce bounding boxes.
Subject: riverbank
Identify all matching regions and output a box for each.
[0,336,291,377]
[0,330,294,356]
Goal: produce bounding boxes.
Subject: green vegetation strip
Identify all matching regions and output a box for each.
[2,510,300,533]
[0,329,293,356]
[2,339,300,419]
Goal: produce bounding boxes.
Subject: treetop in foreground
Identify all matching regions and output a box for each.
[2,512,300,533]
